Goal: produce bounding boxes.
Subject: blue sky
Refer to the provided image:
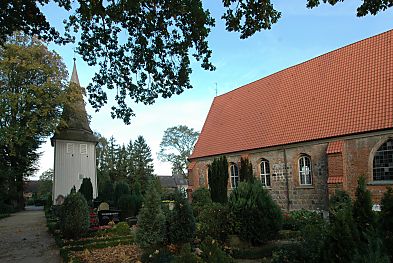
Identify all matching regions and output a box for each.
[35,0,393,178]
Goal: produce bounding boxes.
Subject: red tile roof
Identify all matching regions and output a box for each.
[190,30,393,159]
[327,177,344,184]
[326,141,344,154]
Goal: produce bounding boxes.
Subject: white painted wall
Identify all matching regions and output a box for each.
[53,139,97,203]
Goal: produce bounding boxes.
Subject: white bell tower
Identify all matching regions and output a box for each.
[51,60,98,204]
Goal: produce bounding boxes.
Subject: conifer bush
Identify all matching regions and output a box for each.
[136,181,166,248]
[229,181,282,245]
[191,187,212,218]
[380,187,393,260]
[99,180,114,203]
[78,178,93,205]
[239,157,254,182]
[208,156,229,204]
[60,192,90,239]
[196,202,230,242]
[353,176,375,233]
[167,190,196,245]
[114,181,130,207]
[119,193,142,219]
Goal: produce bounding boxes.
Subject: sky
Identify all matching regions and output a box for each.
[34,0,393,179]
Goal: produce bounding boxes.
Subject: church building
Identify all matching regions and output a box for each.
[188,30,393,211]
[51,61,98,204]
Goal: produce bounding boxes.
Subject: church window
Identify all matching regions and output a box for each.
[373,139,393,181]
[299,155,312,185]
[260,159,271,187]
[230,163,239,189]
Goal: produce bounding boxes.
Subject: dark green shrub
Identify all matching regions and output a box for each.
[299,219,328,262]
[380,187,393,260]
[136,181,166,248]
[352,230,389,263]
[109,221,131,236]
[99,180,114,203]
[329,189,352,221]
[353,176,375,234]
[229,181,282,245]
[199,237,234,263]
[167,190,196,245]
[208,156,229,204]
[140,247,173,263]
[191,188,212,218]
[172,243,203,263]
[118,193,142,219]
[114,181,130,207]
[239,157,254,182]
[285,209,323,231]
[322,205,359,262]
[78,178,93,205]
[60,192,89,239]
[271,243,305,263]
[196,202,230,242]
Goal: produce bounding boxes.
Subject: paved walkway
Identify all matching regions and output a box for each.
[0,206,62,263]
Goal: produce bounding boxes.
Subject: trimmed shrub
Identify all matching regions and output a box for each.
[229,181,282,245]
[191,188,212,218]
[114,181,130,207]
[78,178,93,205]
[136,181,166,248]
[380,187,393,260]
[199,237,234,263]
[353,176,375,233]
[118,193,142,219]
[99,180,114,203]
[239,157,254,182]
[196,202,230,242]
[208,156,229,204]
[60,192,89,239]
[167,190,196,245]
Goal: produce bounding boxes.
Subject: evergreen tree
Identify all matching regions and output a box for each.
[78,178,93,205]
[239,157,254,182]
[116,144,128,180]
[208,156,229,204]
[380,187,393,260]
[108,136,119,181]
[353,176,375,234]
[167,190,196,244]
[126,140,134,177]
[99,180,114,203]
[114,181,131,207]
[136,180,165,248]
[131,136,154,193]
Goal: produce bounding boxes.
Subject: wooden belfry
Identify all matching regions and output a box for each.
[51,60,98,204]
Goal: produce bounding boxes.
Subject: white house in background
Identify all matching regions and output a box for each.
[51,60,98,204]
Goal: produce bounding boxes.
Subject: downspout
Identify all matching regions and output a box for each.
[282,146,290,211]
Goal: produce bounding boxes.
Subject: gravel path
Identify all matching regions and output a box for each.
[0,206,62,263]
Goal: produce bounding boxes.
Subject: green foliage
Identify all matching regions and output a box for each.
[229,181,282,245]
[167,190,196,245]
[78,178,93,205]
[271,243,305,263]
[239,157,254,182]
[352,231,389,263]
[380,187,393,260]
[99,180,114,203]
[199,237,234,263]
[191,188,212,218]
[136,181,166,248]
[324,192,359,262]
[118,194,142,219]
[353,176,375,233]
[208,156,229,204]
[114,181,130,207]
[109,222,131,236]
[60,192,90,239]
[196,202,230,242]
[172,243,203,263]
[0,202,14,214]
[131,136,155,193]
[283,209,323,231]
[0,34,67,209]
[329,189,352,221]
[38,169,53,199]
[158,125,199,176]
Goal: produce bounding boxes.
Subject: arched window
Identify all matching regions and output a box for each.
[230,163,239,189]
[260,159,271,187]
[299,155,312,185]
[373,139,393,181]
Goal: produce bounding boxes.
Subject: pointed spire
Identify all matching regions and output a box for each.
[70,58,80,85]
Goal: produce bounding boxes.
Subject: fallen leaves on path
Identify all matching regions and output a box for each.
[71,244,141,263]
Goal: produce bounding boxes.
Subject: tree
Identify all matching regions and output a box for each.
[78,178,93,205]
[0,33,67,209]
[239,157,254,182]
[131,136,154,193]
[158,125,199,177]
[2,1,387,124]
[353,176,375,235]
[208,156,229,204]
